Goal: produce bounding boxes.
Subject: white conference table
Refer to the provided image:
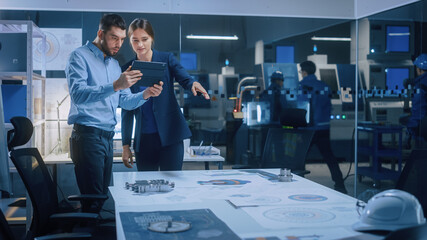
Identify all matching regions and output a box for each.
[110,169,382,240]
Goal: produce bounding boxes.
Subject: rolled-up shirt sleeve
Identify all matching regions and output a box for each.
[66,51,116,104]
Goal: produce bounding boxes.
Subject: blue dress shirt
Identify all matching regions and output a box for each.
[66,41,146,131]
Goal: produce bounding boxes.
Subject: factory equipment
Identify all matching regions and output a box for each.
[313,62,361,141]
[352,19,414,128]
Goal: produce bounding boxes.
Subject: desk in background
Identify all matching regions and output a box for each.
[357,123,403,186]
[43,149,224,186]
[184,146,224,170]
[110,169,381,240]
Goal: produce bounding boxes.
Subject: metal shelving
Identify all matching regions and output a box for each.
[0,20,46,155]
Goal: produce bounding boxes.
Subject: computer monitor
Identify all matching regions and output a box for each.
[386,26,410,53]
[180,52,198,71]
[385,67,409,91]
[225,76,239,99]
[276,46,295,63]
[319,68,339,99]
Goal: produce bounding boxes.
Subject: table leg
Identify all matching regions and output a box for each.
[204,162,210,170]
[218,162,223,170]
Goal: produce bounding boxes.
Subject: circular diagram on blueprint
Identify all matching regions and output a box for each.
[197,179,251,185]
[33,31,60,63]
[288,194,328,202]
[263,207,336,223]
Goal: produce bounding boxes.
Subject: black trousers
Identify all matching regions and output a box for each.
[309,129,345,187]
[70,124,114,212]
[134,132,184,171]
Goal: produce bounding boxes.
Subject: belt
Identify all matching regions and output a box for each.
[73,124,115,139]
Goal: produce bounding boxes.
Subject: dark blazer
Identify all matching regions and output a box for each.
[121,50,194,151]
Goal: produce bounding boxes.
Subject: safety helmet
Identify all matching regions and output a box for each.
[414,54,427,70]
[353,189,426,232]
[271,71,284,81]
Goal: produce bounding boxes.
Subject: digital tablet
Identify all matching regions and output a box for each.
[131,60,166,87]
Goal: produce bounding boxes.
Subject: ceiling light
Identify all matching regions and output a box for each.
[388,32,410,36]
[311,36,351,41]
[186,35,238,40]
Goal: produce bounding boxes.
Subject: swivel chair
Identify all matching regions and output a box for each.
[233,108,314,177]
[7,116,106,239]
[0,207,91,240]
[260,127,314,176]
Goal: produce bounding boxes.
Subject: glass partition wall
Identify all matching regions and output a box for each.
[177,14,356,194]
[1,1,424,197]
[355,0,426,200]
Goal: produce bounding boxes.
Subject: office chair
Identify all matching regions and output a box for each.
[0,207,91,240]
[260,127,314,176]
[395,115,427,217]
[0,207,16,240]
[7,116,104,238]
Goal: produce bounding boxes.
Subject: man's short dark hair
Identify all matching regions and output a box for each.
[300,61,316,75]
[99,13,126,32]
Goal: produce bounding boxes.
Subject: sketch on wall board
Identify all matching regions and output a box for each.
[33,28,82,71]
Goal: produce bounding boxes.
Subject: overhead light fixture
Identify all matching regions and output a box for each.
[311,36,351,41]
[186,34,238,40]
[388,32,410,36]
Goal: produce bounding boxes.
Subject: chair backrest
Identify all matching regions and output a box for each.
[261,128,314,172]
[7,116,34,151]
[395,149,427,217]
[9,148,59,236]
[0,208,15,240]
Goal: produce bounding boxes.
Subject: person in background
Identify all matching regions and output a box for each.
[121,18,209,171]
[260,71,286,123]
[405,53,427,147]
[299,60,347,194]
[66,14,163,212]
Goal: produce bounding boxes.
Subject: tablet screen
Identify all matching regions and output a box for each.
[131,60,166,87]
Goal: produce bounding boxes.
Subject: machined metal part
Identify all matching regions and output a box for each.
[125,179,175,193]
[278,168,293,182]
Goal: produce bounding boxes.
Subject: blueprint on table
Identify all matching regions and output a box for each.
[120,208,240,240]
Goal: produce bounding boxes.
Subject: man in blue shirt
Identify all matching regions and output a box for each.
[299,61,347,194]
[66,14,163,212]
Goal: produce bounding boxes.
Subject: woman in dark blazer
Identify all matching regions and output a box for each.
[121,18,209,171]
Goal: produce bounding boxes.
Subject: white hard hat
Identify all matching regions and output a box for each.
[353,189,426,232]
